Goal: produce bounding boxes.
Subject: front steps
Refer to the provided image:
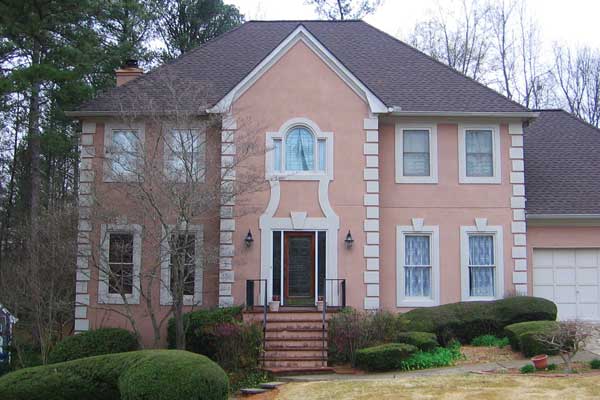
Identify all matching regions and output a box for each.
[244,309,335,374]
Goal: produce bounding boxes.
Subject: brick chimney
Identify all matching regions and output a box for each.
[115,59,143,86]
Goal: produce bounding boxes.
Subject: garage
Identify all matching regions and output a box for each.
[533,248,600,321]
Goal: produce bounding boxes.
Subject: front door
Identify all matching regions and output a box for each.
[284,232,315,306]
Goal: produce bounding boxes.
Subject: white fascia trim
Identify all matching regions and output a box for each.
[527,214,600,220]
[390,111,539,118]
[207,25,387,114]
[103,121,145,183]
[265,117,334,181]
[98,224,142,305]
[159,224,204,306]
[460,225,504,301]
[458,124,502,184]
[395,122,438,184]
[396,225,440,307]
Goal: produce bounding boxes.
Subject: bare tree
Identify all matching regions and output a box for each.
[535,320,594,372]
[305,0,383,20]
[86,73,266,349]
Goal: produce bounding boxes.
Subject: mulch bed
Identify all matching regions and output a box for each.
[456,345,525,365]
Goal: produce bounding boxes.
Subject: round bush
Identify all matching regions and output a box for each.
[396,331,439,351]
[0,350,228,400]
[504,320,558,351]
[355,343,418,372]
[49,328,139,364]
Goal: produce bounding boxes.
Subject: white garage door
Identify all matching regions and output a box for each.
[533,248,600,321]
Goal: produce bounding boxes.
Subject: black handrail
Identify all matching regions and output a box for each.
[322,278,346,367]
[246,279,267,366]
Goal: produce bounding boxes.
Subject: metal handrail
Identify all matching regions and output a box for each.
[246,279,267,366]
[322,278,346,367]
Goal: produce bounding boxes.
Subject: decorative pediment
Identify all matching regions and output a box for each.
[411,218,424,231]
[291,212,307,229]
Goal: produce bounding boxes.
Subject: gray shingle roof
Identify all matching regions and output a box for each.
[76,20,527,114]
[524,109,600,215]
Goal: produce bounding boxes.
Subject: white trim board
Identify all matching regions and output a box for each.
[207,25,387,115]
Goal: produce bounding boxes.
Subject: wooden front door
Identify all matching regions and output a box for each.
[284,232,315,306]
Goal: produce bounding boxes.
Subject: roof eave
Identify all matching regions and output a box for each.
[389,111,539,118]
[527,213,600,227]
[64,110,208,118]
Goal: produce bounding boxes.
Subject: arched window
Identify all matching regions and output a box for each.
[285,127,315,171]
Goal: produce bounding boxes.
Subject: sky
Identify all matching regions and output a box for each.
[225,0,600,49]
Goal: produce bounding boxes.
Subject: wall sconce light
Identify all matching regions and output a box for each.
[344,230,354,249]
[244,230,254,247]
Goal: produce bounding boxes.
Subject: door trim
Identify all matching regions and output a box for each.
[284,231,316,305]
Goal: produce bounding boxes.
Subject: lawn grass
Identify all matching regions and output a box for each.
[275,374,600,399]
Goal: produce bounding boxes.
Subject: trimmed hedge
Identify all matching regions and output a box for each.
[0,350,228,400]
[404,297,557,344]
[504,320,560,357]
[396,331,439,352]
[49,328,139,364]
[355,343,418,371]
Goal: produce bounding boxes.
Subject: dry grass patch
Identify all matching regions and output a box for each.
[457,345,524,365]
[275,374,600,400]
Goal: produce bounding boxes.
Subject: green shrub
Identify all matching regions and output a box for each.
[397,342,463,371]
[48,328,138,364]
[504,320,559,356]
[0,350,228,400]
[396,331,439,352]
[547,363,558,371]
[404,297,556,344]
[520,364,535,374]
[355,343,418,371]
[328,308,406,365]
[591,359,600,369]
[470,335,509,348]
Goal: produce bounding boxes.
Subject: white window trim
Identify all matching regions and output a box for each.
[460,224,504,301]
[160,224,204,306]
[98,224,142,304]
[458,124,501,184]
[396,224,440,307]
[395,123,438,184]
[103,122,145,182]
[162,125,207,183]
[265,118,333,181]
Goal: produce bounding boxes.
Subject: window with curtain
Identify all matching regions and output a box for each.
[404,235,431,297]
[468,235,495,297]
[111,130,139,176]
[403,129,430,176]
[285,127,314,171]
[317,139,326,171]
[108,233,134,294]
[465,130,493,177]
[164,129,205,181]
[273,139,282,172]
[169,233,196,297]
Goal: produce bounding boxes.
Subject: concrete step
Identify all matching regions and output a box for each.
[263,366,334,375]
[259,382,286,389]
[264,349,326,358]
[265,336,324,342]
[265,342,326,350]
[240,388,268,396]
[263,358,328,369]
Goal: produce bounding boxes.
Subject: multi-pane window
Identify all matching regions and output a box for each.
[108,233,134,294]
[285,127,314,171]
[164,129,205,181]
[273,139,282,172]
[403,130,430,176]
[468,235,495,297]
[465,129,494,177]
[169,234,196,296]
[111,130,139,176]
[404,235,431,297]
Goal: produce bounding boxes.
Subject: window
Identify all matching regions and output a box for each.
[395,124,438,183]
[99,224,142,304]
[108,233,134,294]
[459,125,501,184]
[460,224,504,301]
[169,234,196,297]
[285,127,314,171]
[160,225,203,306]
[266,119,332,180]
[397,223,439,307]
[104,122,144,182]
[164,129,205,182]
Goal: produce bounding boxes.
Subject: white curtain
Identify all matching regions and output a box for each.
[285,128,314,171]
[469,235,495,296]
[403,130,430,176]
[405,235,431,297]
[466,130,493,177]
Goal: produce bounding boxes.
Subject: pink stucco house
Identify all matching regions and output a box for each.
[68,20,600,370]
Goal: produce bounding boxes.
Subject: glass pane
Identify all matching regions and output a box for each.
[318,231,326,297]
[470,266,495,297]
[405,235,430,266]
[403,130,429,152]
[112,130,137,152]
[469,235,494,265]
[108,233,134,294]
[273,140,282,172]
[318,140,326,172]
[403,153,430,176]
[109,233,133,263]
[287,236,313,298]
[170,234,196,296]
[405,266,431,297]
[403,130,430,176]
[285,128,314,171]
[166,130,204,180]
[465,130,493,177]
[272,231,281,298]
